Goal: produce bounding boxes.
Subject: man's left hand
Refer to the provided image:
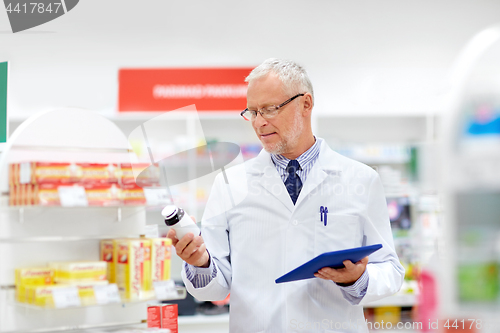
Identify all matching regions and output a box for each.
[314,257,368,286]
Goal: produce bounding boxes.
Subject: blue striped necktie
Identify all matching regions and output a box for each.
[285,160,302,205]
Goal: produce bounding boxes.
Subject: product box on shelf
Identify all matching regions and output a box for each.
[48,261,107,284]
[9,184,19,206]
[36,183,60,206]
[151,238,172,283]
[121,163,160,186]
[8,183,16,206]
[121,183,147,205]
[15,267,55,303]
[79,163,119,184]
[11,182,70,206]
[8,161,170,206]
[9,184,36,206]
[162,304,178,333]
[115,239,152,300]
[26,284,74,307]
[100,240,115,283]
[374,306,401,325]
[83,183,121,206]
[147,304,162,328]
[147,303,178,332]
[9,163,18,186]
[119,163,140,185]
[11,183,123,206]
[75,281,109,306]
[10,162,82,184]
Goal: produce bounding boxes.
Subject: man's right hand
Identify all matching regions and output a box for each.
[167,229,210,268]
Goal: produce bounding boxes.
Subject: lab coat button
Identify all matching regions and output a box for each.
[292,220,298,225]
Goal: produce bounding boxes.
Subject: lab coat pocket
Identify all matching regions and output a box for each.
[314,214,361,256]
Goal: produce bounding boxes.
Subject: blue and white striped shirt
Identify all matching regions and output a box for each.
[185,137,368,301]
[270,136,321,184]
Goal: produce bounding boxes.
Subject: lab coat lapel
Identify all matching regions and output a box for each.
[294,163,328,207]
[295,140,341,207]
[247,150,294,213]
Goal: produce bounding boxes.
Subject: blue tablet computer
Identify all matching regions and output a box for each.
[275,244,383,284]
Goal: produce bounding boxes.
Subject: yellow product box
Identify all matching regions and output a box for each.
[15,267,55,303]
[27,285,72,308]
[111,238,128,283]
[100,240,115,283]
[49,261,107,284]
[374,306,401,325]
[151,238,172,282]
[75,281,109,306]
[115,239,151,300]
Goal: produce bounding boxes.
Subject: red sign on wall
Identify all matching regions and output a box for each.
[118,68,253,112]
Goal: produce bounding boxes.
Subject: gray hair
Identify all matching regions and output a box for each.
[245,58,314,104]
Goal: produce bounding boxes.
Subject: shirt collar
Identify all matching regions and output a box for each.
[270,137,321,171]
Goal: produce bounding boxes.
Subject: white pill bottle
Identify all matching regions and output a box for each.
[161,205,200,240]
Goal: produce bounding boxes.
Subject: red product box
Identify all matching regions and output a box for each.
[83,183,121,206]
[120,163,160,187]
[147,305,162,328]
[9,162,82,185]
[27,162,82,184]
[9,184,16,206]
[118,163,137,185]
[161,304,178,333]
[9,163,18,186]
[37,183,62,206]
[9,183,37,206]
[121,183,146,205]
[78,163,119,184]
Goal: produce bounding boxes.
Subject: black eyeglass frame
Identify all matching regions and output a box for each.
[240,93,305,121]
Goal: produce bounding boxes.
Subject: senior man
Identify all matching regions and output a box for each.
[168,58,404,333]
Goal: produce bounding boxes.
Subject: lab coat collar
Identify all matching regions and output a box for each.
[246,138,342,212]
[248,149,295,212]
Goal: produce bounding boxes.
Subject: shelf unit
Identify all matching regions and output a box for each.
[0,109,184,333]
[438,25,500,333]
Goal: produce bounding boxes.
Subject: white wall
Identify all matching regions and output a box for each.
[1,0,499,118]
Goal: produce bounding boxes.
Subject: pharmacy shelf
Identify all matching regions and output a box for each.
[316,114,438,143]
[1,205,151,221]
[0,235,141,243]
[0,205,147,243]
[0,321,146,333]
[364,294,416,307]
[178,313,230,325]
[178,313,230,333]
[10,286,186,310]
[0,110,159,333]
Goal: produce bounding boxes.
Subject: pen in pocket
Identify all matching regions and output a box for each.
[320,206,328,226]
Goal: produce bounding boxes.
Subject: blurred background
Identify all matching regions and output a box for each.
[1,1,500,332]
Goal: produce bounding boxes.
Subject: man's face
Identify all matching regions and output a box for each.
[246,74,304,156]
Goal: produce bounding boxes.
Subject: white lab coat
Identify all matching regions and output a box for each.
[182,139,405,333]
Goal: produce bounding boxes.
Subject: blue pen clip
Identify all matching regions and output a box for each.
[320,206,324,223]
[324,207,328,226]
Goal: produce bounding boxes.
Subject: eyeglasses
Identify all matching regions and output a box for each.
[240,93,305,121]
